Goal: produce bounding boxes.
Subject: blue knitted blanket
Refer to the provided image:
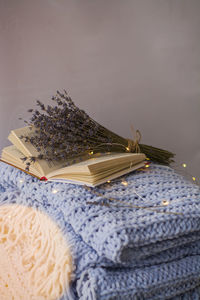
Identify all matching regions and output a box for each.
[0,161,200,299]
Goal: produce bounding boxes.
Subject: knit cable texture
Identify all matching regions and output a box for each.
[5,162,199,264]
[0,162,200,299]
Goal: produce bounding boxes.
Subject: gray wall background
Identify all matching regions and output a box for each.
[0,0,200,180]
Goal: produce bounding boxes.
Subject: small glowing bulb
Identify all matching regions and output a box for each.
[19,179,24,183]
[52,189,58,194]
[126,147,130,151]
[192,177,196,181]
[145,164,150,168]
[107,180,111,183]
[89,151,94,155]
[182,163,187,168]
[122,181,128,186]
[146,158,150,160]
[162,200,169,206]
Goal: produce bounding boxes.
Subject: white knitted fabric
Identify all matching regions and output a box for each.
[0,204,73,300]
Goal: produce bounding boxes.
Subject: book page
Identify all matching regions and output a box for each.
[46,152,146,178]
[7,127,67,175]
[50,161,139,180]
[1,146,41,177]
[49,161,145,186]
[8,126,40,157]
[87,153,146,172]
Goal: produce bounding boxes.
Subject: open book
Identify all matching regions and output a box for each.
[0,127,146,187]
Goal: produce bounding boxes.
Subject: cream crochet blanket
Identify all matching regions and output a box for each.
[0,204,73,300]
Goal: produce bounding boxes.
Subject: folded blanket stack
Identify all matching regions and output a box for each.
[0,162,200,299]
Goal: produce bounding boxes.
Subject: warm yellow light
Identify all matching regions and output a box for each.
[182,163,187,168]
[107,180,111,183]
[121,181,128,186]
[162,200,169,206]
[52,189,58,194]
[192,177,196,181]
[126,147,130,151]
[89,151,94,155]
[146,158,150,160]
[145,164,150,168]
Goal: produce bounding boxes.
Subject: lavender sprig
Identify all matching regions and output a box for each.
[19,90,175,170]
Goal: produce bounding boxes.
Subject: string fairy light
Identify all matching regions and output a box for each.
[120,180,170,208]
[84,157,199,215]
[172,161,199,186]
[121,181,128,186]
[15,155,196,215]
[15,157,195,215]
[52,189,59,194]
[162,200,169,206]
[84,184,182,215]
[143,159,199,186]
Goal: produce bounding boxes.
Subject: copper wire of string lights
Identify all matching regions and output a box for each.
[85,159,199,215]
[171,162,199,186]
[84,184,183,216]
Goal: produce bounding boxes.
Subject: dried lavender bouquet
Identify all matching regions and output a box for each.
[20,90,174,169]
